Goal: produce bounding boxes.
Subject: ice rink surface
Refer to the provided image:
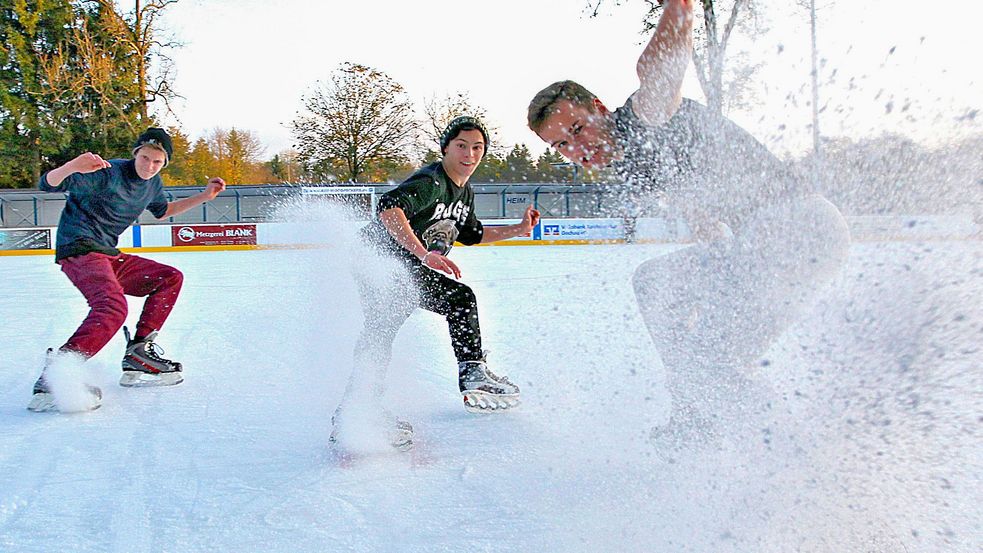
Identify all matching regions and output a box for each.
[0,240,980,552]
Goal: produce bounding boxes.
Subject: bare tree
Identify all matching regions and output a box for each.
[94,0,181,122]
[40,16,142,142]
[795,0,834,189]
[291,63,418,183]
[224,128,265,184]
[421,92,498,155]
[588,0,762,115]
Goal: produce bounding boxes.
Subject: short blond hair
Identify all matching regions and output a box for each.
[527,80,599,132]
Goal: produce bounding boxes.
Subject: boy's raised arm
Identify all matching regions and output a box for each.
[632,0,695,126]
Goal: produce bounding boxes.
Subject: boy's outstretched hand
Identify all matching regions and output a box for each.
[70,152,112,174]
[521,205,541,232]
[204,176,227,200]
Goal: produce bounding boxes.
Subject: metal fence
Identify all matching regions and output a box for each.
[0,183,622,228]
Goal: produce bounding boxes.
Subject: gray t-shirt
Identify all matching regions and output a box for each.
[39,159,169,260]
[610,96,802,233]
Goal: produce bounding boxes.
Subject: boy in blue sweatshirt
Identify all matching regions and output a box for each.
[29,128,227,413]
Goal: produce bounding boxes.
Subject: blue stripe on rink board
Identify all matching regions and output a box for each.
[132,225,142,247]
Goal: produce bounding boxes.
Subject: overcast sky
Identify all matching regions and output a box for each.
[157,0,982,160]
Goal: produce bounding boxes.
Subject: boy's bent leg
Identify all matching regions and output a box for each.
[415,269,520,412]
[344,264,417,403]
[634,195,850,450]
[59,253,129,358]
[115,254,184,338]
[415,269,483,362]
[721,195,850,366]
[333,263,417,450]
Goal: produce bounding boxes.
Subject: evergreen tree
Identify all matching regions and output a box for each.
[535,148,568,182]
[161,126,192,185]
[0,1,76,187]
[471,151,507,183]
[0,0,179,188]
[224,127,264,184]
[186,137,216,185]
[503,144,535,182]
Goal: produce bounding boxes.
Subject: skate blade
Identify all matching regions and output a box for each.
[392,437,414,452]
[27,392,101,413]
[119,370,183,387]
[328,434,415,453]
[461,391,520,413]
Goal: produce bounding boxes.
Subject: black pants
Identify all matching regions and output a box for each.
[354,255,483,376]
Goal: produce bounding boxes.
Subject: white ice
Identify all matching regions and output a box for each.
[0,235,979,552]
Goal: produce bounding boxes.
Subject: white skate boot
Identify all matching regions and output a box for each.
[329,409,414,452]
[458,357,520,413]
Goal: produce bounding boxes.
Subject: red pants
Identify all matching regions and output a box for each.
[58,252,184,358]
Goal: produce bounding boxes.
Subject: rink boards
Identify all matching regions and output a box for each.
[0,214,978,256]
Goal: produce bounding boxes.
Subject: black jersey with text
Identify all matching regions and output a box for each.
[610,96,803,233]
[361,162,483,259]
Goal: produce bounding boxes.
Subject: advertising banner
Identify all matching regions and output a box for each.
[0,228,51,250]
[171,224,257,247]
[535,219,625,241]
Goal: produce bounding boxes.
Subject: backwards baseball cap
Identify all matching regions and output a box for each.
[440,116,490,154]
[132,127,173,167]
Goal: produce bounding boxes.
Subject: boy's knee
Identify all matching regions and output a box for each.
[449,284,477,307]
[166,266,184,286]
[97,293,128,330]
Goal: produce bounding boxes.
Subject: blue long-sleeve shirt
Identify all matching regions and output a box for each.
[39,159,169,261]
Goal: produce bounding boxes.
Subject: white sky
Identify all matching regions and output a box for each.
[157,0,982,160]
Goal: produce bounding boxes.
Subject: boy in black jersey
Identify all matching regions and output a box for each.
[527,0,850,451]
[332,117,540,450]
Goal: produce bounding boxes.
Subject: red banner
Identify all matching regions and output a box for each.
[171,224,257,247]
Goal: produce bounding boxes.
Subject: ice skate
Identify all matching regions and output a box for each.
[458,358,520,413]
[386,418,414,451]
[27,349,102,413]
[120,327,183,387]
[329,410,415,452]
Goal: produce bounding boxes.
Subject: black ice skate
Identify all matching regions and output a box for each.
[458,358,520,413]
[120,327,183,387]
[27,349,102,413]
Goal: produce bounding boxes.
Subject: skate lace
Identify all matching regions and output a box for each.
[142,341,168,362]
[483,366,512,385]
[474,351,512,384]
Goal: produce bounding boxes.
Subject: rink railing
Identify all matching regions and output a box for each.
[0,183,616,229]
[1,214,979,256]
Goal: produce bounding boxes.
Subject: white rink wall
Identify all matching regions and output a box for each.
[4,213,979,256]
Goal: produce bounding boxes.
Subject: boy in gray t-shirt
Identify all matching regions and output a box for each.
[526,0,850,454]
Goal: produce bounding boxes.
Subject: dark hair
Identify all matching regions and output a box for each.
[440,116,490,154]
